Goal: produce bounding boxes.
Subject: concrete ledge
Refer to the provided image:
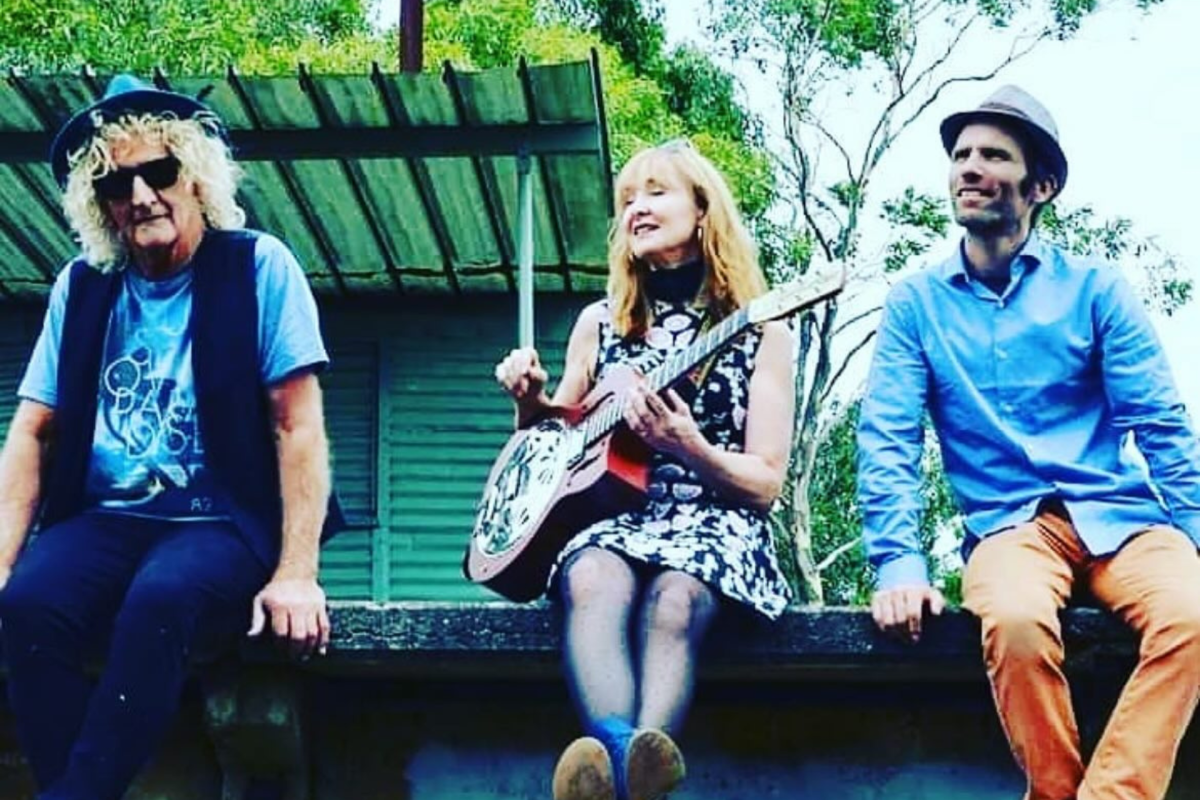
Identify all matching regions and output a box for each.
[262,601,1139,680]
[207,601,1140,799]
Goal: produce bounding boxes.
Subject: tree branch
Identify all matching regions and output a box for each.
[820,326,879,407]
[803,108,856,180]
[782,61,835,260]
[832,303,884,340]
[894,25,1049,137]
[800,299,839,445]
[817,536,862,573]
[856,12,979,183]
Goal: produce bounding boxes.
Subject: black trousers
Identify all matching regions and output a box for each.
[0,512,269,800]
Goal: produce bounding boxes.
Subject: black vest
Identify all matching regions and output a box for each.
[41,229,342,567]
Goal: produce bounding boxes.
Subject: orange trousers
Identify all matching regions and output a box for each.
[963,503,1200,800]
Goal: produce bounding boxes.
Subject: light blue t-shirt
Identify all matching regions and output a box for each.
[19,231,328,519]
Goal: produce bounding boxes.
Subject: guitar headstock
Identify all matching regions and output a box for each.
[747,265,846,324]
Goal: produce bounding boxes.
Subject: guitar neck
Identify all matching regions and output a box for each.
[582,306,750,445]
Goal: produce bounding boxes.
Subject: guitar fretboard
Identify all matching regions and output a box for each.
[581,306,750,447]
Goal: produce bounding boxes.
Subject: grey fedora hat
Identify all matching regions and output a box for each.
[939,84,1068,194]
[49,73,225,189]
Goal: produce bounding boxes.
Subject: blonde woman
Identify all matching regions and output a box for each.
[495,141,795,800]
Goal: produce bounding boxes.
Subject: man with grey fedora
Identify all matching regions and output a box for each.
[858,84,1200,800]
[0,74,342,800]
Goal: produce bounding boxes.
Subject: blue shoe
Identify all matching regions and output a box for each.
[553,736,615,800]
[589,717,635,800]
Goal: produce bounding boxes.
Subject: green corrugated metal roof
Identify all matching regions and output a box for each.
[0,58,613,301]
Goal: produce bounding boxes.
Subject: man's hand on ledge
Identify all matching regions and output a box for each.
[248,576,330,660]
[871,585,946,644]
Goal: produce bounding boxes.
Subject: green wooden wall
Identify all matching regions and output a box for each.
[0,313,41,432]
[319,294,587,601]
[0,294,594,604]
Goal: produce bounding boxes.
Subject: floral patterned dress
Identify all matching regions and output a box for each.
[550,295,792,619]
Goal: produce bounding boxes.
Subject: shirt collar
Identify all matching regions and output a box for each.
[938,230,1047,286]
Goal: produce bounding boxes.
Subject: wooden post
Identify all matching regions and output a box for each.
[400,0,425,73]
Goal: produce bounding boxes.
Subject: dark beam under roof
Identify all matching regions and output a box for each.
[0,122,602,164]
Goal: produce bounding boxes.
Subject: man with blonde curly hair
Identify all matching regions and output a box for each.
[0,74,342,800]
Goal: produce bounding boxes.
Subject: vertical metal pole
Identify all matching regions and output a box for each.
[517,147,535,348]
[400,0,424,73]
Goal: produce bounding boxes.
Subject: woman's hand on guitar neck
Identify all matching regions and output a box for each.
[495,347,551,423]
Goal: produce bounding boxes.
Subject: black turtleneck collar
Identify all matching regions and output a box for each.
[644,258,705,303]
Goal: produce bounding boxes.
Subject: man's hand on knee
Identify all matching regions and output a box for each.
[247,577,330,659]
[871,585,945,644]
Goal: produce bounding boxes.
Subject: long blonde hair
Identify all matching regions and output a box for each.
[607,141,766,338]
[61,112,245,271]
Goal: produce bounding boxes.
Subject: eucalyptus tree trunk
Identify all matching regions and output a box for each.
[784,294,840,604]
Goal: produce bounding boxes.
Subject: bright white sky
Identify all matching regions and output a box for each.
[659,0,1200,408]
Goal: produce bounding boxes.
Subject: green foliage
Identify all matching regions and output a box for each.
[712,0,1170,107]
[828,181,857,209]
[803,0,904,67]
[660,46,751,143]
[880,188,951,273]
[759,221,817,283]
[953,0,1160,38]
[920,434,964,606]
[425,0,536,68]
[807,400,964,606]
[691,134,777,222]
[713,0,904,69]
[518,0,776,222]
[1040,203,1193,315]
[0,0,383,74]
[550,0,667,75]
[0,0,773,225]
[804,400,869,604]
[0,0,773,208]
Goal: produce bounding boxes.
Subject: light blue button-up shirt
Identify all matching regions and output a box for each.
[857,234,1200,590]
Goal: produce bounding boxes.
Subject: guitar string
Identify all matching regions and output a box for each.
[581,306,750,448]
[576,274,840,447]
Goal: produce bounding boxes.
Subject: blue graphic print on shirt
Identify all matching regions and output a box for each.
[87,265,219,516]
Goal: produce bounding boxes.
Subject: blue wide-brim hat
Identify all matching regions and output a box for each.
[49,73,223,188]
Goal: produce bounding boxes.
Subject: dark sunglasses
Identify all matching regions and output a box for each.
[92,155,182,201]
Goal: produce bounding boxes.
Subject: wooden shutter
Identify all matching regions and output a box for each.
[0,308,42,430]
[317,341,380,599]
[319,295,592,601]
